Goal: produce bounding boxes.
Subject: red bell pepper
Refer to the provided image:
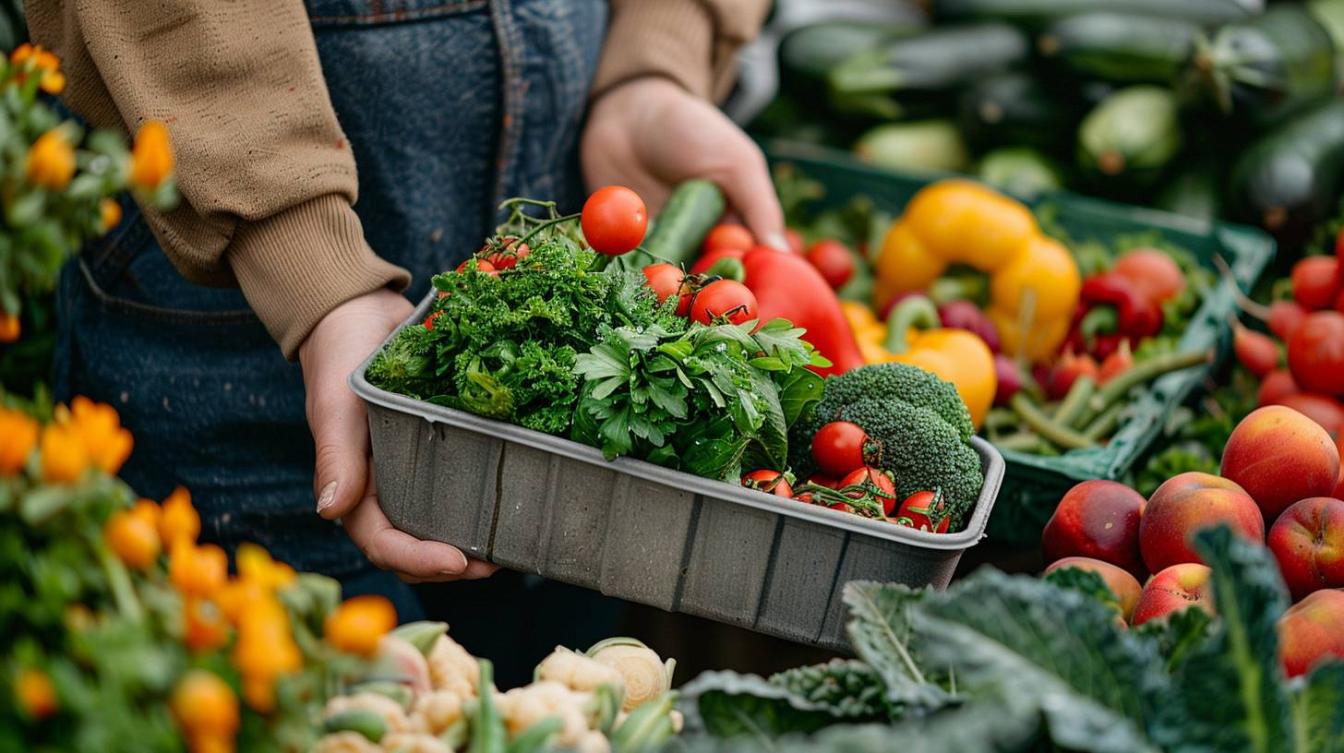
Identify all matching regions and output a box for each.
[1066,272,1164,359]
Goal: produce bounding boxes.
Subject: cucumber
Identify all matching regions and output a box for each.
[1193,5,1337,129]
[829,23,1029,97]
[1230,99,1344,241]
[934,0,1258,29]
[1077,86,1183,187]
[641,180,725,267]
[779,22,915,88]
[1155,165,1222,222]
[977,147,1064,198]
[853,120,971,174]
[956,72,1082,152]
[1037,13,1198,84]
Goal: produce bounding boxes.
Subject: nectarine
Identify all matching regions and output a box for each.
[1221,406,1340,522]
[1041,480,1146,579]
[1140,472,1265,573]
[1132,563,1215,627]
[1267,496,1344,601]
[1278,589,1344,678]
[1044,556,1143,621]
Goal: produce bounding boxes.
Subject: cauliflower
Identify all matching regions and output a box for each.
[379,732,453,753]
[310,732,382,753]
[408,690,464,736]
[323,693,410,736]
[586,639,673,712]
[495,681,594,748]
[427,634,479,698]
[574,730,611,753]
[536,647,624,696]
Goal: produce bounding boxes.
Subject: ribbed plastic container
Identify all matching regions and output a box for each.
[352,296,1004,651]
[761,140,1277,545]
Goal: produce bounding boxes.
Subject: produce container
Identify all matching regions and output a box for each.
[352,294,1005,652]
[761,139,1276,544]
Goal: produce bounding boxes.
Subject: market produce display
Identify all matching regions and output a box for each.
[755,0,1344,242]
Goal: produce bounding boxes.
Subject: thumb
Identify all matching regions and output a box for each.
[718,143,786,251]
[311,384,370,520]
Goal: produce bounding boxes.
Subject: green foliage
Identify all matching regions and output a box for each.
[768,661,891,720]
[1043,565,1122,616]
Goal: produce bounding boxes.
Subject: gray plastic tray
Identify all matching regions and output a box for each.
[352,295,1005,650]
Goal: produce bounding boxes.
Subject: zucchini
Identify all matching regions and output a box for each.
[933,0,1258,29]
[853,120,971,174]
[977,147,1064,198]
[641,180,725,266]
[1037,13,1198,84]
[829,22,1029,98]
[1193,5,1337,129]
[1077,86,1183,186]
[956,71,1082,152]
[779,22,914,88]
[1230,99,1344,240]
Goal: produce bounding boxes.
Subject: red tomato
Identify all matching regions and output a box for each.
[1257,369,1299,406]
[807,474,840,489]
[690,280,758,326]
[827,502,856,514]
[785,229,805,254]
[482,237,530,270]
[1098,344,1134,384]
[1291,256,1341,311]
[1269,300,1308,341]
[893,490,950,533]
[642,263,685,305]
[793,491,815,504]
[456,258,498,276]
[1111,249,1185,304]
[703,224,754,255]
[810,421,873,477]
[423,311,443,331]
[581,186,648,255]
[741,470,793,498]
[840,466,898,516]
[1233,324,1279,378]
[805,240,855,289]
[690,247,745,276]
[1287,311,1344,395]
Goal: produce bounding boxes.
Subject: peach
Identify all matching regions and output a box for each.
[1278,589,1344,678]
[1132,563,1215,627]
[1221,405,1341,523]
[1044,556,1143,621]
[1041,480,1146,579]
[1140,472,1265,573]
[1267,497,1344,601]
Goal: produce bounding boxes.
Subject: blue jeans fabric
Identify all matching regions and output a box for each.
[54,0,618,664]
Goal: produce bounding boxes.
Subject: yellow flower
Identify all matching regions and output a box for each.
[39,421,88,484]
[0,312,18,343]
[68,396,133,474]
[324,595,397,656]
[14,669,58,720]
[10,42,33,64]
[170,670,239,741]
[0,408,38,476]
[99,198,122,232]
[25,129,75,191]
[130,121,174,190]
[236,542,296,591]
[39,69,64,95]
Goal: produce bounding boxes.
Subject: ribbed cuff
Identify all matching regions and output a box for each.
[591,0,717,101]
[228,195,410,359]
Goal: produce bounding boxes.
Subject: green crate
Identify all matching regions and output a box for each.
[763,140,1276,545]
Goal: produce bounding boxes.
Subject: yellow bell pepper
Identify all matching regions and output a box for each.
[874,180,1081,362]
[841,297,996,428]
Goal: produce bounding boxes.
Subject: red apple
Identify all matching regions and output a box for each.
[1044,556,1143,621]
[1267,496,1344,601]
[1279,589,1344,677]
[1221,406,1341,522]
[1132,563,1215,627]
[1140,472,1265,572]
[1041,480,1147,579]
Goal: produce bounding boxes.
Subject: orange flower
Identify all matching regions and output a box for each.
[0,311,19,343]
[25,129,75,190]
[169,541,228,599]
[236,543,296,591]
[214,578,267,626]
[0,408,38,475]
[183,597,231,653]
[14,669,58,720]
[68,396,133,474]
[130,121,174,190]
[170,670,239,741]
[324,595,397,656]
[99,198,122,232]
[10,42,33,64]
[104,508,161,570]
[131,498,161,526]
[39,422,87,484]
[159,486,201,546]
[240,674,276,716]
[190,735,235,753]
[232,594,302,713]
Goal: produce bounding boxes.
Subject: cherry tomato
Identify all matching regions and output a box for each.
[1269,300,1307,341]
[1291,256,1341,311]
[642,263,685,305]
[893,490,950,533]
[690,280,758,326]
[741,469,793,497]
[785,228,805,254]
[827,501,856,514]
[1233,324,1279,378]
[840,466,898,516]
[703,224,754,255]
[1287,311,1344,395]
[581,186,648,255]
[1098,344,1134,384]
[811,421,873,477]
[1111,249,1185,304]
[807,474,840,489]
[805,240,855,289]
[456,258,497,276]
[690,246,745,276]
[482,237,530,269]
[793,491,815,504]
[423,311,443,331]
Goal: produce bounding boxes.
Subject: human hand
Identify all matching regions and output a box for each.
[300,288,497,582]
[581,77,787,249]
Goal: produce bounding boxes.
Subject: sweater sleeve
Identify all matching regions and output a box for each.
[29,0,409,358]
[591,0,772,102]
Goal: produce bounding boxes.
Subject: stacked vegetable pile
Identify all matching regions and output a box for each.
[756,0,1344,242]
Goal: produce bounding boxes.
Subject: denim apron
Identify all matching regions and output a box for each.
[54,0,617,682]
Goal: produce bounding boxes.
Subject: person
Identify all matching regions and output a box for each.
[31,0,782,677]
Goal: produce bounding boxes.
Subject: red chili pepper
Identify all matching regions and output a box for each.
[1066,272,1163,358]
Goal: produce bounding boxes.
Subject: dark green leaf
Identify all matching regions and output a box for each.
[1043,567,1121,616]
[842,582,952,713]
[1135,607,1215,674]
[768,660,892,721]
[677,671,846,742]
[776,368,824,428]
[1293,662,1344,753]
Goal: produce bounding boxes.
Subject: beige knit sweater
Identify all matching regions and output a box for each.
[28,0,769,357]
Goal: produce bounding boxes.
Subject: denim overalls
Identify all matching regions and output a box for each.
[54,0,620,682]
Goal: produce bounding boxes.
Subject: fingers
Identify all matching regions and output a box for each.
[310,383,369,520]
[716,138,787,251]
[343,479,498,582]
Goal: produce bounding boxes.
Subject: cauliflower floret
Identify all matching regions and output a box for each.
[310,731,381,753]
[408,690,464,735]
[574,730,611,753]
[495,681,593,747]
[536,647,624,696]
[587,640,672,712]
[323,693,410,735]
[427,634,480,698]
[380,732,453,753]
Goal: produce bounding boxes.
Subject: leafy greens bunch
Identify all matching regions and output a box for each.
[675,526,1344,753]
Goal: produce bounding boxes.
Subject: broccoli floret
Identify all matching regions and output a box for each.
[791,364,983,528]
